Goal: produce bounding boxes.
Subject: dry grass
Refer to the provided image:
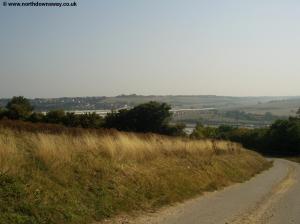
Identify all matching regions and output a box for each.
[0,127,270,224]
[0,129,25,174]
[0,128,241,175]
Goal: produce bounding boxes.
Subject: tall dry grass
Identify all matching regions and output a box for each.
[0,127,270,224]
[0,129,25,174]
[0,128,242,175]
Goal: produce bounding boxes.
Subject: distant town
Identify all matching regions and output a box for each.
[1,95,298,128]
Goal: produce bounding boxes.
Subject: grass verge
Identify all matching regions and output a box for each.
[0,127,271,224]
[286,157,300,163]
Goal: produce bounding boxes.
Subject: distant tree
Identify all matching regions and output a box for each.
[0,107,7,119]
[217,125,235,133]
[190,123,218,139]
[129,101,172,133]
[42,111,104,128]
[5,96,33,119]
[263,112,274,121]
[104,101,177,134]
[216,125,236,139]
[28,112,45,123]
[265,118,300,155]
[164,123,186,136]
[44,110,66,124]
[63,112,80,127]
[77,113,103,128]
[104,109,130,130]
[227,127,267,151]
[297,108,300,117]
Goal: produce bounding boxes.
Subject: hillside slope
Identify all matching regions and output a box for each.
[0,127,270,224]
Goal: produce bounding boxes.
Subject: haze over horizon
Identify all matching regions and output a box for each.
[1,0,300,98]
[1,94,300,100]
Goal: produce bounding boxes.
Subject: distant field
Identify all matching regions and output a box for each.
[235,98,300,116]
[1,95,298,128]
[1,95,297,113]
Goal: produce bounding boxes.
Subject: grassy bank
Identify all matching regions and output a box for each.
[287,157,300,163]
[0,127,271,224]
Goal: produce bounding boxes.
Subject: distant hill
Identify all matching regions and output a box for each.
[234,97,300,116]
[0,95,299,116]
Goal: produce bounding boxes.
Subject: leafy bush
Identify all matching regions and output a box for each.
[191,117,300,156]
[190,123,217,139]
[104,101,185,135]
[265,117,300,155]
[44,110,66,124]
[0,108,6,120]
[2,98,183,135]
[0,120,116,136]
[5,96,33,120]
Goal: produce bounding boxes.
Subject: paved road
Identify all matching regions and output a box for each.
[130,159,300,224]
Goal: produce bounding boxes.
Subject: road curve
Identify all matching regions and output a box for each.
[125,159,300,224]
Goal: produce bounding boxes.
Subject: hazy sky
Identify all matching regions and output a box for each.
[1,0,300,98]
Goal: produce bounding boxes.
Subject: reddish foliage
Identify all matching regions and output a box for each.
[0,119,118,136]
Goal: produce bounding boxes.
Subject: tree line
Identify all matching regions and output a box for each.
[0,96,185,136]
[1,96,300,156]
[191,114,300,156]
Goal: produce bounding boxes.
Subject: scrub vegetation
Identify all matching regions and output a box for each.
[0,127,270,224]
[191,116,300,156]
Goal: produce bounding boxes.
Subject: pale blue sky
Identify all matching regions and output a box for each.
[1,0,300,98]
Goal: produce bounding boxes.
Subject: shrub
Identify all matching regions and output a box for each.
[104,101,184,135]
[44,110,66,124]
[5,96,33,120]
